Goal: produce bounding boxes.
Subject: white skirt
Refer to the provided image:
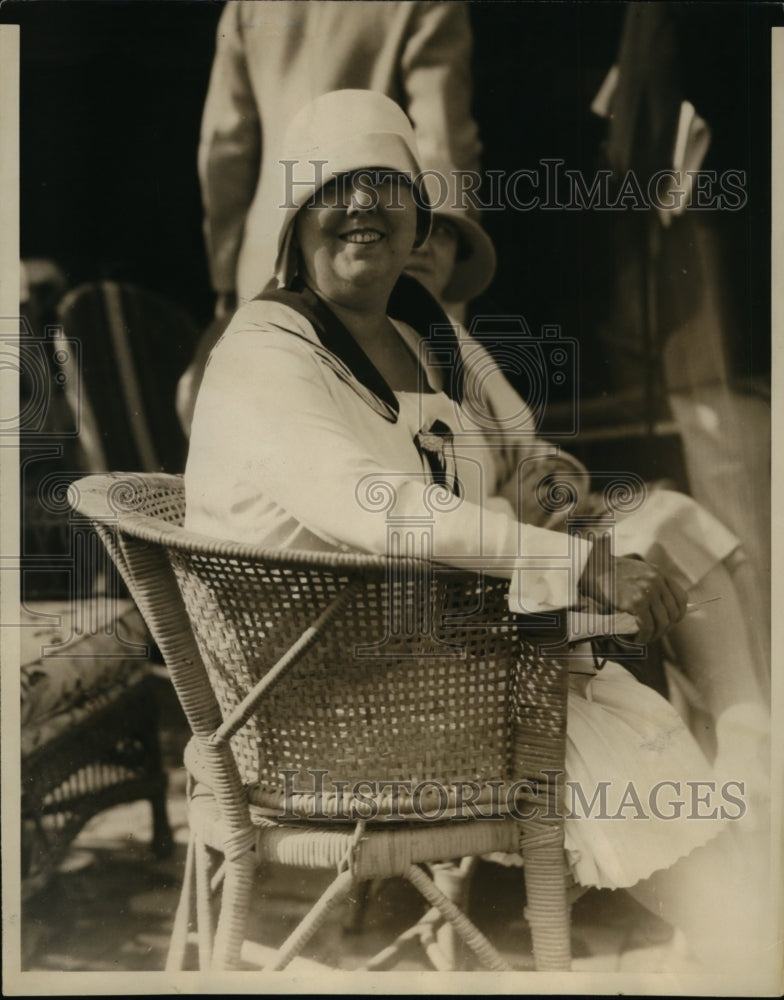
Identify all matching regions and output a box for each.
[562,661,727,889]
[487,660,728,889]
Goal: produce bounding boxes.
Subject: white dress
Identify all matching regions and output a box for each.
[185,300,738,890]
[394,385,730,890]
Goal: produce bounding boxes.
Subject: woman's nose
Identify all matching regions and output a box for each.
[347,182,376,213]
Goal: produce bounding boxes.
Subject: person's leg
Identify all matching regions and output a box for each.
[664,560,766,719]
[626,825,773,974]
[663,561,770,816]
[666,385,770,653]
[724,548,770,698]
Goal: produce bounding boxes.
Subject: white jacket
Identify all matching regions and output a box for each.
[185,298,594,614]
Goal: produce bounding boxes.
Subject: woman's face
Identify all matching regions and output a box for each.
[294,171,419,308]
[404,216,460,304]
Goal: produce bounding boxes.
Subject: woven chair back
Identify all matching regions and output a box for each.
[72,474,568,820]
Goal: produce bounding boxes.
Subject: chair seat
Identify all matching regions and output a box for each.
[190,793,524,879]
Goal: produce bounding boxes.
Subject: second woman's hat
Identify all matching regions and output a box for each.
[420,170,497,304]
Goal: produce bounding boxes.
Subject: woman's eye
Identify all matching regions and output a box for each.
[433,221,458,241]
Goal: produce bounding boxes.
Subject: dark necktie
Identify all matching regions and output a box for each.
[414,419,462,497]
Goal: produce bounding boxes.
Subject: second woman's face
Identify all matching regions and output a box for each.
[294,171,419,308]
[404,216,460,304]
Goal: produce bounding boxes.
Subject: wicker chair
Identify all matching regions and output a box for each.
[71,471,578,972]
[21,666,171,901]
[19,276,195,902]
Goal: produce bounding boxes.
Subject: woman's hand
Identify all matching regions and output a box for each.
[507,455,594,529]
[581,554,687,644]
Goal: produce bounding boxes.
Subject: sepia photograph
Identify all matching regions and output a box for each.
[1,0,782,994]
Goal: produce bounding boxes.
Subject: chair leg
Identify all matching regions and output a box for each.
[432,857,478,970]
[404,864,511,971]
[150,787,174,859]
[362,905,442,971]
[166,833,196,971]
[267,869,355,971]
[211,853,257,970]
[519,818,571,970]
[194,836,215,969]
[137,675,174,859]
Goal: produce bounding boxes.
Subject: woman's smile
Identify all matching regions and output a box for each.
[340,227,385,245]
[295,170,419,306]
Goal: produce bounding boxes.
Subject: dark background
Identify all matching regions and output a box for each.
[5,0,779,602]
[2,0,780,377]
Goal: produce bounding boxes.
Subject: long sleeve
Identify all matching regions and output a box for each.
[453,331,591,529]
[185,306,592,612]
[188,324,512,565]
[400,2,482,176]
[198,2,262,294]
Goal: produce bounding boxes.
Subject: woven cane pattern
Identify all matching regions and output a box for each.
[512,643,568,742]
[72,474,572,971]
[172,553,521,806]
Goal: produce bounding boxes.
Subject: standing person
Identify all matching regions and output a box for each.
[199,0,482,313]
[177,0,485,436]
[595,4,771,695]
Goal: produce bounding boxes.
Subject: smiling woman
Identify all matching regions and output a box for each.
[292,171,431,394]
[294,172,420,308]
[179,90,775,976]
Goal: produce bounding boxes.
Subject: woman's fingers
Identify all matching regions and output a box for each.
[594,556,687,641]
[633,609,655,644]
[646,591,674,641]
[626,570,685,642]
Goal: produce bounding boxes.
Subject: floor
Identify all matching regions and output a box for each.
[19,677,698,978]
